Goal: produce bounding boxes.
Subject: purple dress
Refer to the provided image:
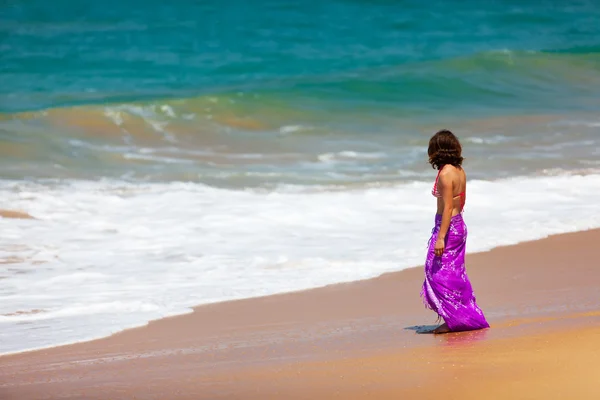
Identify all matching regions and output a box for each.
[421,173,489,331]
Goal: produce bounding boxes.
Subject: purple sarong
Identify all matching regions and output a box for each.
[421,213,489,332]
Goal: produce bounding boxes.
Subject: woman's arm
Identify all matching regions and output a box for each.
[434,169,454,257]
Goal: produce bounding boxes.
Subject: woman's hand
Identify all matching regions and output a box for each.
[434,237,445,257]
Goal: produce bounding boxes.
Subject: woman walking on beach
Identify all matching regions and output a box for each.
[421,130,490,334]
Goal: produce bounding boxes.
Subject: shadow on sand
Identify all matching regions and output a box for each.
[404,325,440,334]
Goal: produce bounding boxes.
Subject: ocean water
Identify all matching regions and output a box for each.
[1,0,600,354]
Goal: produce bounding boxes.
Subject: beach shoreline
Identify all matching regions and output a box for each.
[1,228,599,399]
[3,174,600,356]
[1,226,596,357]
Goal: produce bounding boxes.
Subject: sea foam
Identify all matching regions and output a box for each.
[1,173,600,354]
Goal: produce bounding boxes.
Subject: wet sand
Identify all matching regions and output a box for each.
[0,209,34,219]
[1,229,599,399]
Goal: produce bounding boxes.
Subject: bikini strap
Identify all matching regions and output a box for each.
[433,168,442,186]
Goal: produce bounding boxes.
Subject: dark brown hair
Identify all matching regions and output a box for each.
[428,129,463,170]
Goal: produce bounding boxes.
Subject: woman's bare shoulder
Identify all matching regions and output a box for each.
[439,165,462,178]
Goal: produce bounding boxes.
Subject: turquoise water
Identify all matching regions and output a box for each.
[1,1,600,185]
[2,0,600,113]
[2,1,599,185]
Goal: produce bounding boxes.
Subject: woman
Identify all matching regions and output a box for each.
[421,129,489,334]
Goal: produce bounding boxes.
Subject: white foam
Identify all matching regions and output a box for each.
[123,152,195,164]
[103,108,124,126]
[317,151,387,163]
[465,135,511,144]
[1,173,600,354]
[104,104,179,142]
[279,125,313,134]
[159,105,177,118]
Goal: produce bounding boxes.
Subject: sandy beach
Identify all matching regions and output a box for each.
[1,228,599,400]
[0,209,34,220]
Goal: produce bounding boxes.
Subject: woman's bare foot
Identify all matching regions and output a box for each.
[432,323,451,334]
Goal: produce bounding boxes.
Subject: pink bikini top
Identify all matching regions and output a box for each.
[432,168,466,210]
